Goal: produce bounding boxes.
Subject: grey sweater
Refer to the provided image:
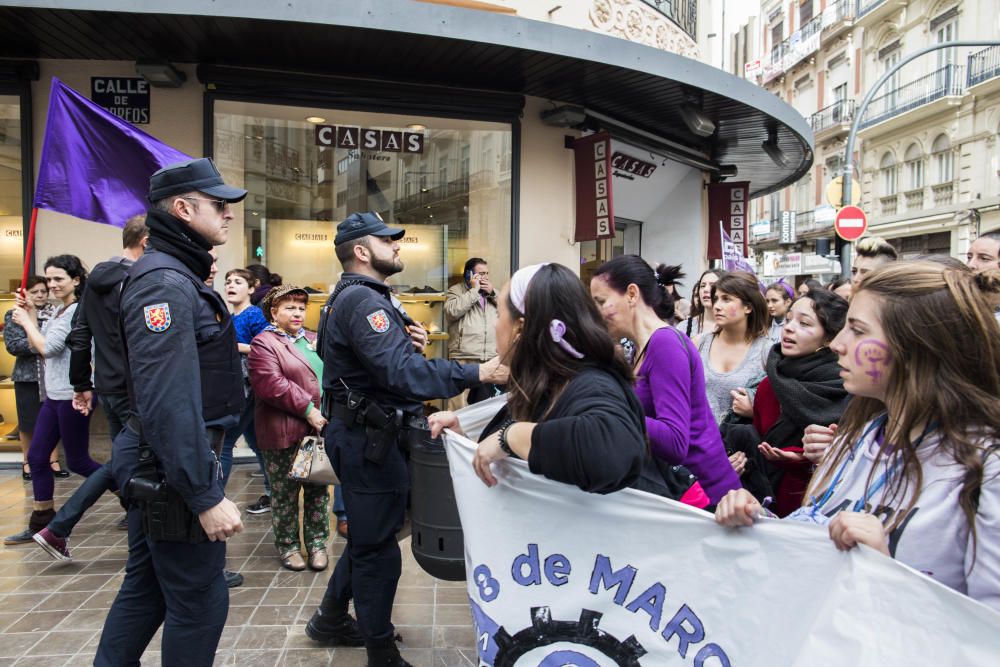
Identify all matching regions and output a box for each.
[696,332,770,425]
[41,303,78,401]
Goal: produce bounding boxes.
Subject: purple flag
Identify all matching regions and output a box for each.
[33,77,191,227]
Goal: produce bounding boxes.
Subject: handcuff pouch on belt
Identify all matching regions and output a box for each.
[126,437,208,544]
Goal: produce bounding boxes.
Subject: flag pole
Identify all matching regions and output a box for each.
[20,207,38,297]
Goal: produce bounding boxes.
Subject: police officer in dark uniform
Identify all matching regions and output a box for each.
[95,158,247,666]
[305,211,506,666]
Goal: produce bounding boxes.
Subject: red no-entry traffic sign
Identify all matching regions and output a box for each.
[835,205,868,242]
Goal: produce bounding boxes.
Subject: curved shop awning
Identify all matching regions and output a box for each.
[0,0,813,197]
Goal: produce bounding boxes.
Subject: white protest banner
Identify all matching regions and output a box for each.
[444,398,1000,666]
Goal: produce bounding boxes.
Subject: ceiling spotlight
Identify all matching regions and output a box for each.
[407,124,427,132]
[762,128,789,168]
[679,103,716,137]
[718,164,738,178]
[541,105,587,128]
[305,116,326,124]
[134,61,186,88]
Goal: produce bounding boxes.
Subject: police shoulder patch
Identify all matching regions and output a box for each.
[366,309,391,333]
[143,303,172,332]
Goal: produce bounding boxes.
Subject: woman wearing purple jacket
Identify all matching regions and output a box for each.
[591,255,741,505]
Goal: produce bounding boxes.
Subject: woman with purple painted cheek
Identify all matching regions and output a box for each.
[829,291,892,400]
[716,261,1000,612]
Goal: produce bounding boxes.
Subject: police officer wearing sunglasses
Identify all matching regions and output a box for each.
[95,158,247,666]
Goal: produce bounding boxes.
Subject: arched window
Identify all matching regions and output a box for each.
[904,143,923,190]
[880,152,897,196]
[931,134,953,184]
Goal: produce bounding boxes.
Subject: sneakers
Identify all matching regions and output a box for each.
[304,609,365,646]
[224,570,244,588]
[3,528,35,546]
[33,528,71,562]
[115,514,129,530]
[336,519,348,539]
[246,495,271,514]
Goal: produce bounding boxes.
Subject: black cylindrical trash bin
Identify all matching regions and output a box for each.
[408,423,466,581]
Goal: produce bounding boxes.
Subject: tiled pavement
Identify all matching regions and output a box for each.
[0,464,478,666]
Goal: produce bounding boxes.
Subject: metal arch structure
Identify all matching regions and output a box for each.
[840,39,1000,277]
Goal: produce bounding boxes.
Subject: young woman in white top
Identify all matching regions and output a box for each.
[677,269,725,343]
[764,280,794,343]
[716,261,1000,611]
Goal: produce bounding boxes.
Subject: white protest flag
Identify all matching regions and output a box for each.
[444,398,1000,666]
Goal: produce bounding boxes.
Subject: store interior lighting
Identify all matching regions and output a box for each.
[134,61,186,88]
[678,102,715,138]
[305,116,326,124]
[541,105,587,128]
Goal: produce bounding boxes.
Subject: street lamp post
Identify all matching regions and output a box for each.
[839,40,1000,278]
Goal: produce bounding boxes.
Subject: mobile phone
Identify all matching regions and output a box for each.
[465,270,474,285]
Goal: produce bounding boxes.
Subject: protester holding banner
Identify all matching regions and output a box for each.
[431,262,702,501]
[676,269,725,342]
[765,280,794,343]
[731,289,850,515]
[589,255,738,505]
[717,261,1000,611]
[4,256,102,545]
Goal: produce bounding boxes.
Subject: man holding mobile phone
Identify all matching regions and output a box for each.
[444,257,500,409]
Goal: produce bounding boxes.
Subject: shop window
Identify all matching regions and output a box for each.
[0,96,23,290]
[213,101,512,298]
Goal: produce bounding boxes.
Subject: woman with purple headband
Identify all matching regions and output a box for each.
[430,263,702,499]
[764,280,794,343]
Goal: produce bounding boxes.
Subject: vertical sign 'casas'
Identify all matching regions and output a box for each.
[707,182,751,260]
[572,132,615,242]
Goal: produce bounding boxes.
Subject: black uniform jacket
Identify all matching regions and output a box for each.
[121,247,241,513]
[322,273,479,415]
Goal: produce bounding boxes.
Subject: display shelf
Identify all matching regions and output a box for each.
[396,293,447,303]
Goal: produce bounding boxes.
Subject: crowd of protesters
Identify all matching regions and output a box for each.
[2,219,999,666]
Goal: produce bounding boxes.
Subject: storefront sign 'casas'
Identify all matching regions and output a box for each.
[707,181,751,260]
[572,132,615,242]
[315,125,424,154]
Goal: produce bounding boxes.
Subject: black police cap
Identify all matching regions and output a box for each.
[148,158,248,203]
[334,211,405,246]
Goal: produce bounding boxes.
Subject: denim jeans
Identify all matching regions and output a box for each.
[220,396,269,494]
[47,462,116,538]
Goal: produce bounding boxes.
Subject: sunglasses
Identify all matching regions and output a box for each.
[181,196,229,213]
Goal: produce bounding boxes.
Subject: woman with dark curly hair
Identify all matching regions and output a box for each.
[5,255,103,545]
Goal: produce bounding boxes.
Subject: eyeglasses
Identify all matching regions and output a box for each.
[181,196,229,213]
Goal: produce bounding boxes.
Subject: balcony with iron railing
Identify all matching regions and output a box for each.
[639,0,697,39]
[860,64,965,130]
[855,0,885,18]
[968,44,1000,88]
[762,14,823,84]
[821,0,855,43]
[809,99,856,136]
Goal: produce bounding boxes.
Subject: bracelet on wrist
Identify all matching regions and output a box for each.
[498,419,516,456]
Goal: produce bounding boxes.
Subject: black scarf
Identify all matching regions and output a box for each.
[144,208,214,280]
[763,344,850,448]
